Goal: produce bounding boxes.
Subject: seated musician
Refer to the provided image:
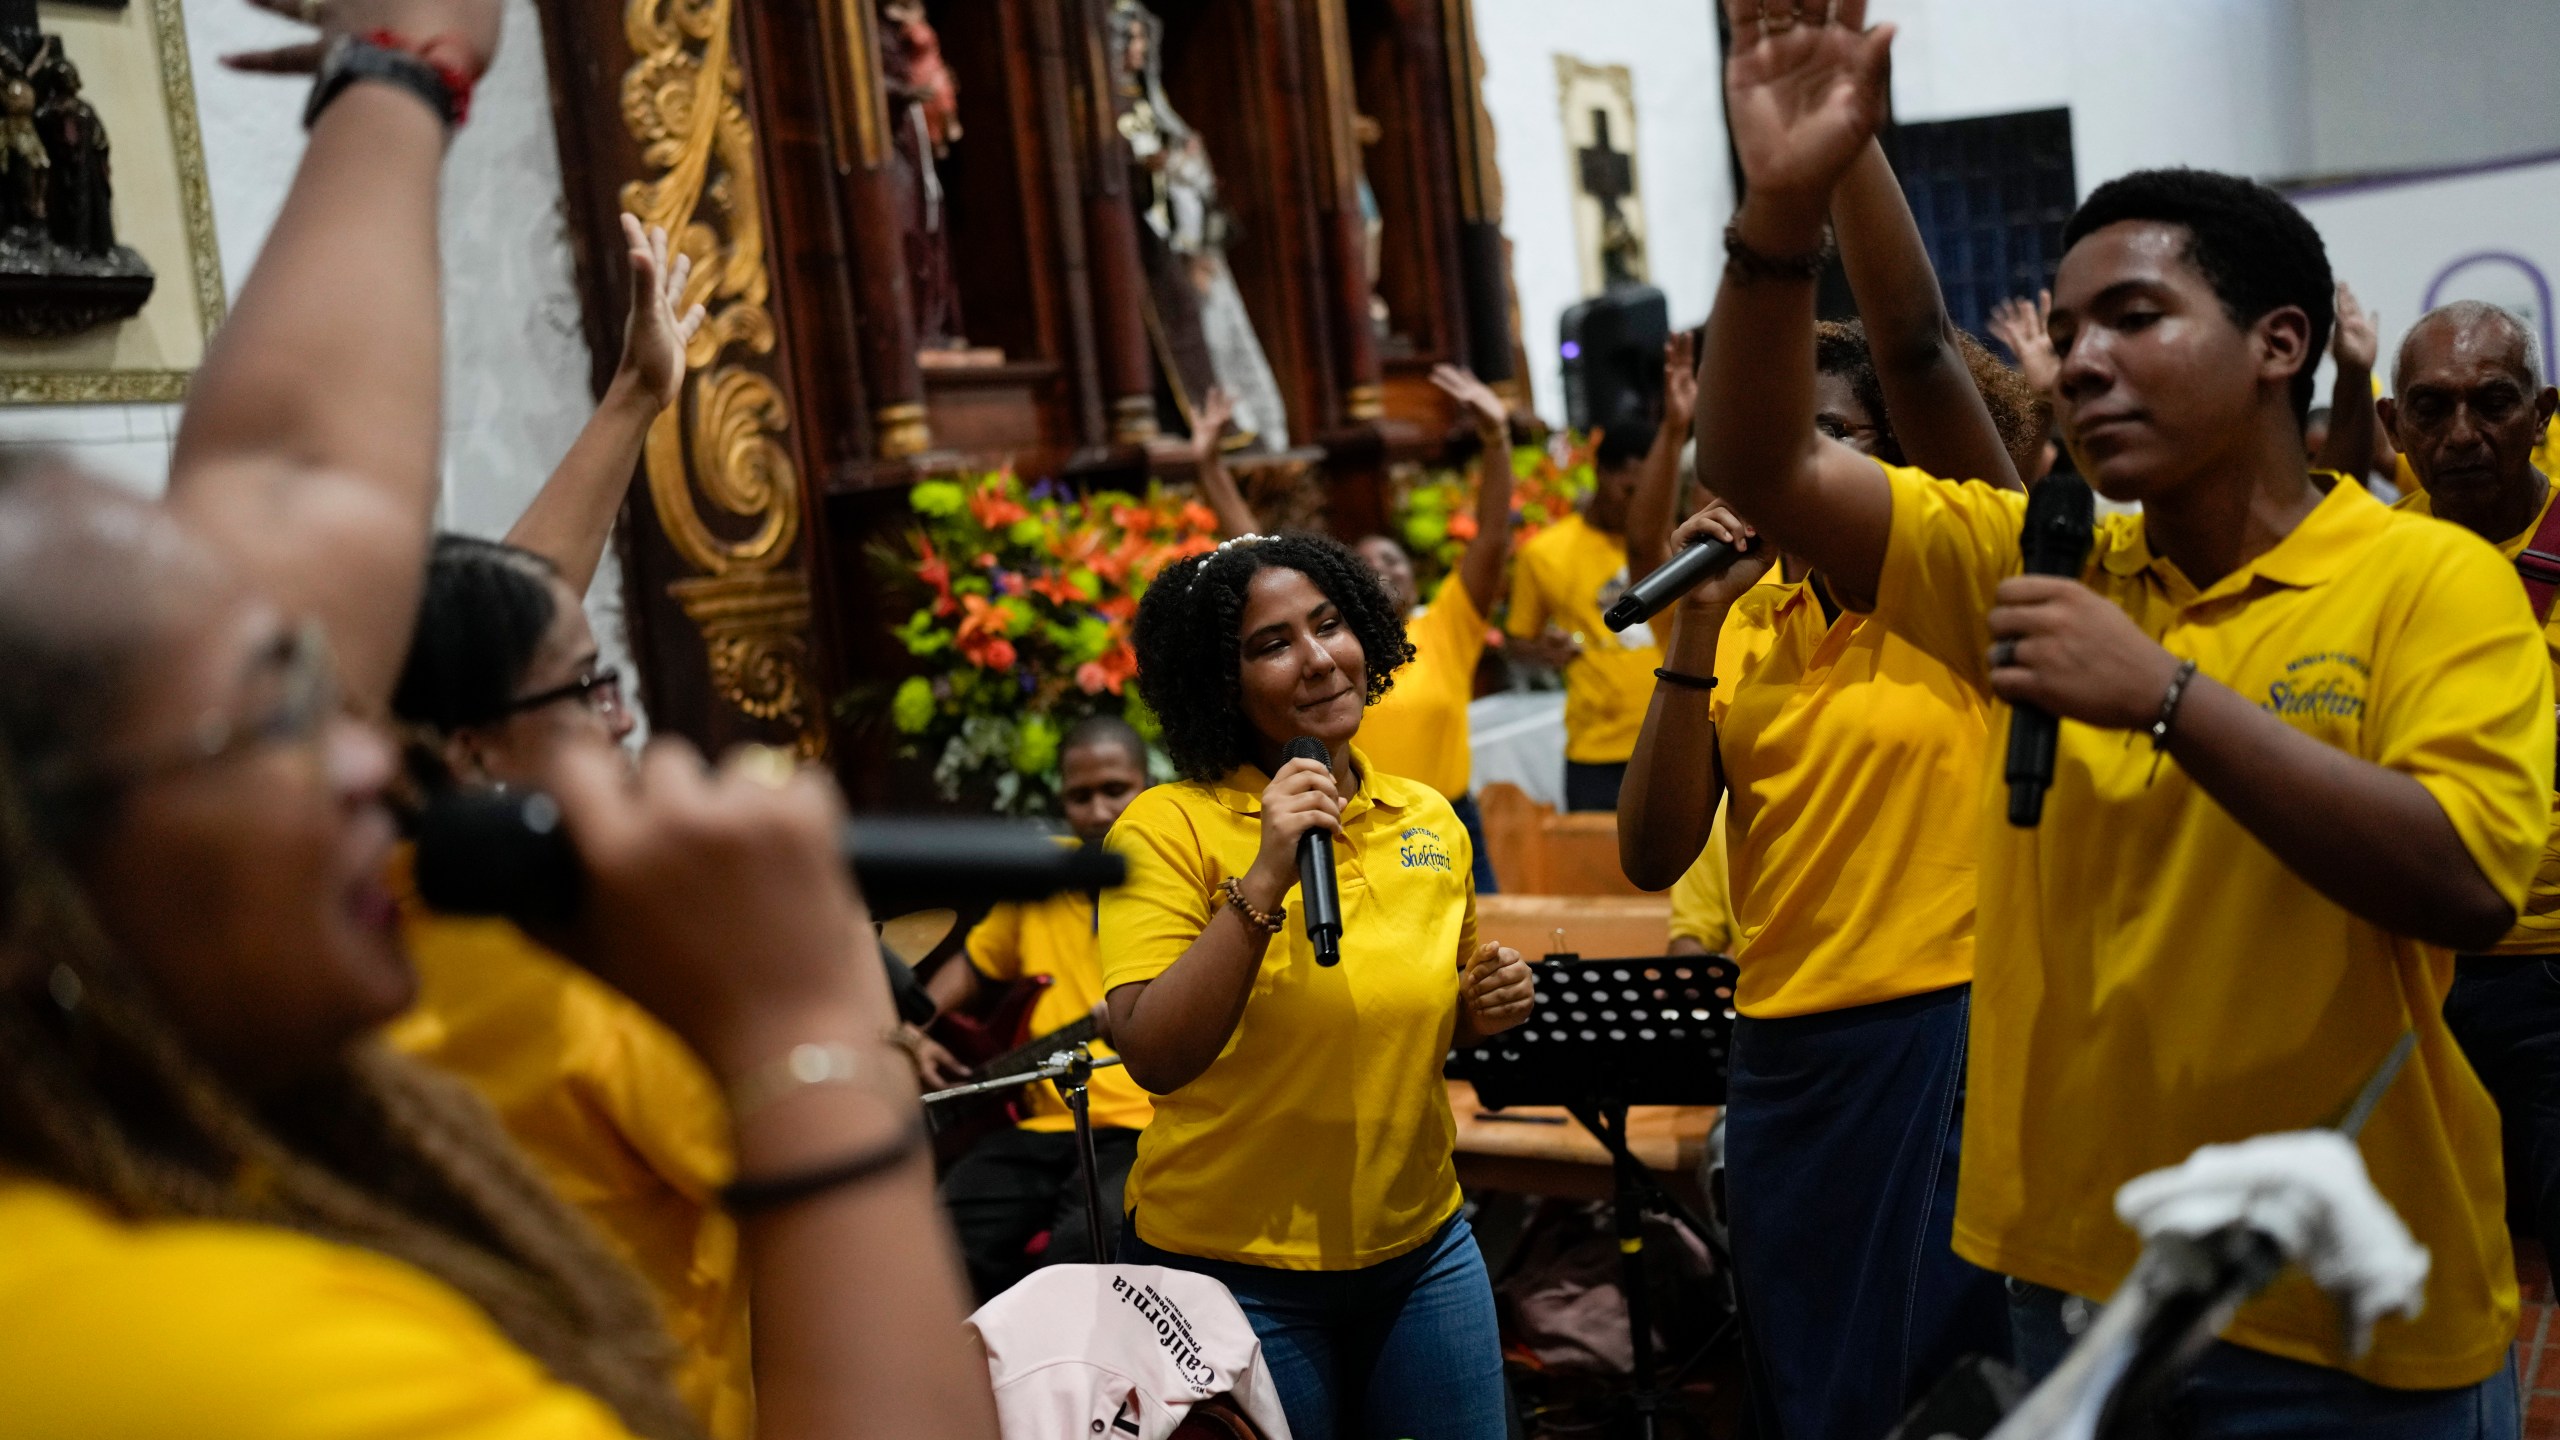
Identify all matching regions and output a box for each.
[927,717,1157,1301]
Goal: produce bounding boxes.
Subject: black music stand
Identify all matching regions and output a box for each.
[924,1043,1123,1260]
[1450,952,1740,1440]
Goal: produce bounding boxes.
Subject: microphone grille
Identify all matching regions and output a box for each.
[1282,736,1331,768]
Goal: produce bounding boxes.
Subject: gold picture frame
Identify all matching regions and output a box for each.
[0,0,225,405]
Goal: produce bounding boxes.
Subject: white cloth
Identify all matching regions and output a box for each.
[1468,690,1568,809]
[966,1265,1294,1440]
[2113,1129,2430,1356]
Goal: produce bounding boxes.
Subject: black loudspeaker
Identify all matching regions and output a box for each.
[1559,283,1668,438]
[1459,219,1517,384]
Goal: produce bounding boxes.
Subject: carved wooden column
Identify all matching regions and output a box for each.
[537,0,839,758]
[1438,0,1515,387]
[815,0,931,460]
[1304,0,1385,426]
[1063,0,1160,446]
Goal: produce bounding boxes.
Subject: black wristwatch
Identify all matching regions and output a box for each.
[303,35,461,133]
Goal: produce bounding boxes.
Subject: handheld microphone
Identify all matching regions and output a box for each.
[1604,535,1742,633]
[1280,736,1345,966]
[2005,474,2097,827]
[412,789,1128,926]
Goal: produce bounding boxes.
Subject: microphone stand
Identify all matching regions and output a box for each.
[924,1044,1126,1261]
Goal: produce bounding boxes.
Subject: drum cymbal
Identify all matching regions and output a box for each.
[878,908,959,963]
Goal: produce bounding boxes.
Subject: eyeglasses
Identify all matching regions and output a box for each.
[502,666,625,721]
[1816,414,1880,445]
[35,618,340,802]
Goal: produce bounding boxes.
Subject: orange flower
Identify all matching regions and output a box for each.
[1447,511,1479,542]
[1030,571,1088,605]
[914,534,956,616]
[1178,500,1218,534]
[1076,638,1139,695]
[955,594,1018,670]
[968,478,1029,531]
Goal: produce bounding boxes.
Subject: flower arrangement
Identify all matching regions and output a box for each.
[870,468,1219,813]
[1390,431,1596,599]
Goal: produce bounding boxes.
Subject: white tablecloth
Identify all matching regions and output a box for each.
[1467,690,1567,809]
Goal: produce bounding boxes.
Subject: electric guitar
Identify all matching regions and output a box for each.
[926,975,1108,1163]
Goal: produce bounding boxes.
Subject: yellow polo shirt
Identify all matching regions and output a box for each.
[2393,480,2560,955]
[1709,569,1989,1017]
[1361,576,1487,799]
[1666,801,1736,953]
[0,1177,635,1439]
[387,898,750,1440]
[966,891,1156,1132]
[1100,749,1473,1269]
[1508,512,1664,764]
[1871,462,2552,1389]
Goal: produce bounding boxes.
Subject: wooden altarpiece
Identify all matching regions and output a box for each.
[532,0,1516,799]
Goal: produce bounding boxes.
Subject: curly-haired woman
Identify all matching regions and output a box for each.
[1101,533,1535,1440]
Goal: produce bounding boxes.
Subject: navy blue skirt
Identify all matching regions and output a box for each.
[1722,982,2010,1440]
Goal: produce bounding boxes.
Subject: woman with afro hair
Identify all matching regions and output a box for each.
[1098,532,1535,1440]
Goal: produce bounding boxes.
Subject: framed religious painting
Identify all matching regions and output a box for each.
[0,0,223,403]
[1554,55,1646,296]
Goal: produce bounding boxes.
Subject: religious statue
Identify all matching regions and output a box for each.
[34,46,114,257]
[0,27,152,339]
[1354,112,1390,344]
[1105,0,1289,451]
[880,0,968,354]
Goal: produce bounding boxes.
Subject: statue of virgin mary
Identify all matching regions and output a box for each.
[1106,0,1290,451]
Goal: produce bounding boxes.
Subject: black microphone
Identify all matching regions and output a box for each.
[411,789,1128,926]
[1604,535,1742,633]
[2005,473,2097,827]
[1281,736,1345,966]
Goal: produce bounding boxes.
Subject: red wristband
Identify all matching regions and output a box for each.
[363,29,478,127]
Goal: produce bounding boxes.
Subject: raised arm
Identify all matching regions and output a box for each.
[1430,364,1520,614]
[2314,282,2382,484]
[1694,0,1898,603]
[1626,332,1698,582]
[1833,141,2020,489]
[1187,388,1261,539]
[506,214,704,594]
[1618,503,1772,889]
[169,0,501,718]
[1987,291,2060,397]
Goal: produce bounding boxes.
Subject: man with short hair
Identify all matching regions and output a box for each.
[1507,426,1665,811]
[1691,4,2551,1429]
[2382,300,2560,1255]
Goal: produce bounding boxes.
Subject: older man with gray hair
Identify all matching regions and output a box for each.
[2385,298,2560,1253]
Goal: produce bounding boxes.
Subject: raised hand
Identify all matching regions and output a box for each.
[226,0,503,80]
[1668,499,1777,611]
[1430,363,1511,436]
[1189,386,1236,463]
[1721,0,1895,203]
[1988,290,2060,394]
[617,213,707,411]
[1239,757,1344,915]
[1662,331,1700,430]
[2331,282,2379,375]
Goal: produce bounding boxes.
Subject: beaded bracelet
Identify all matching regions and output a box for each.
[2150,658,2200,750]
[1219,876,1285,935]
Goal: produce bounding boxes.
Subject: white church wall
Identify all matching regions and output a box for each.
[1,0,638,722]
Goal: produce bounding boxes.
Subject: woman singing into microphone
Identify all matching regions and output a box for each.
[1102,533,1534,1440]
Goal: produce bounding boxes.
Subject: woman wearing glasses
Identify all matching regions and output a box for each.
[383,221,761,1439]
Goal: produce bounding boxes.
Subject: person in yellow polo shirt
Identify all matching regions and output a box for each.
[1664,804,1734,957]
[1618,129,2044,1440]
[1698,16,2549,1429]
[2380,301,2560,1259]
[925,716,1156,1300]
[1104,532,1535,1440]
[1508,426,1663,811]
[1356,363,1518,895]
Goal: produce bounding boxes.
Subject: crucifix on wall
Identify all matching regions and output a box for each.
[1556,56,1647,296]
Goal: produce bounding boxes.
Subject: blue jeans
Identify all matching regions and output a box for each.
[2444,955,2560,1246]
[1448,791,1500,895]
[2008,1281,2519,1440]
[1120,1214,1508,1440]
[1723,983,2009,1440]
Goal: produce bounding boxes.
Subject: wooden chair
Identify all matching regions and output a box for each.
[1477,782,1645,897]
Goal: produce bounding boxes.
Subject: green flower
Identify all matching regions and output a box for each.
[1012,714,1060,776]
[1402,512,1448,552]
[910,479,966,517]
[1065,614,1112,664]
[1008,517,1047,548]
[891,676,938,734]
[998,596,1038,636]
[895,608,950,655]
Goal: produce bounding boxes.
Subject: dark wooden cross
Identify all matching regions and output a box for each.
[1577,110,1634,226]
[0,0,33,61]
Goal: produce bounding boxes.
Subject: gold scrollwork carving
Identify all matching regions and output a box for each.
[621,0,824,754]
